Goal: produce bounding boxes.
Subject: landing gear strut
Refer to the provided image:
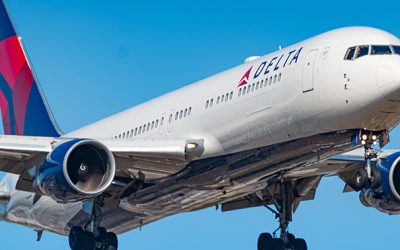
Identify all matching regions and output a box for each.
[257,182,307,250]
[351,132,381,190]
[68,197,118,250]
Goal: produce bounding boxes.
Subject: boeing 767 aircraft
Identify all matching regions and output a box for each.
[0,1,400,250]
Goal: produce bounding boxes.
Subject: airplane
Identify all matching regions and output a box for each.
[0,0,400,250]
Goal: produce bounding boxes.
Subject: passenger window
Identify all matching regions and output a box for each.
[251,83,255,91]
[210,98,214,107]
[278,73,281,82]
[156,119,159,128]
[134,128,138,136]
[188,107,192,116]
[269,76,273,85]
[175,112,178,120]
[225,93,229,102]
[230,91,233,100]
[273,75,277,83]
[147,123,150,131]
[260,80,264,88]
[355,45,369,59]
[371,45,392,55]
[151,121,154,129]
[243,86,246,94]
[184,109,187,117]
[345,47,356,60]
[205,100,209,109]
[217,96,220,104]
[179,110,183,119]
[392,45,400,55]
[238,88,242,96]
[247,86,251,93]
[256,82,259,90]
[221,95,224,103]
[143,125,146,133]
[161,117,164,126]
[139,126,142,134]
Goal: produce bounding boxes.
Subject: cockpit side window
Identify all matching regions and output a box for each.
[371,45,392,55]
[345,47,356,60]
[392,45,400,55]
[355,45,369,59]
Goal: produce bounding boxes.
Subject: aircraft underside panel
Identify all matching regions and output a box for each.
[63,129,360,235]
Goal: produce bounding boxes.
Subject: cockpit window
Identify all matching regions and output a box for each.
[392,45,400,55]
[371,45,392,55]
[355,45,369,59]
[345,47,356,60]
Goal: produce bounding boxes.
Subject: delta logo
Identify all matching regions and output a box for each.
[237,67,253,87]
[236,47,303,88]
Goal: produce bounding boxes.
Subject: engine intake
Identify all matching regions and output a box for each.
[36,139,115,203]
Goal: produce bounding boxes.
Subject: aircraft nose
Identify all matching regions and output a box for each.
[376,61,400,88]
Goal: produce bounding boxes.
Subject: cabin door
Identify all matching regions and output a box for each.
[302,49,318,92]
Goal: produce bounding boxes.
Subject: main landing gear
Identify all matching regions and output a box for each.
[257,182,307,250]
[68,198,118,250]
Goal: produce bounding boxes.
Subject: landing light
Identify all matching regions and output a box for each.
[186,143,198,150]
[361,140,366,145]
[362,135,368,140]
[372,135,377,141]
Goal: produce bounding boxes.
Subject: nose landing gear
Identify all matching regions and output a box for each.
[68,197,118,250]
[257,182,308,250]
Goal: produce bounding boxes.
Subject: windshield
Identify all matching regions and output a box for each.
[371,45,392,55]
[392,45,400,55]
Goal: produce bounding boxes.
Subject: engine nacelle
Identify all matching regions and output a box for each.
[360,151,400,214]
[35,139,116,203]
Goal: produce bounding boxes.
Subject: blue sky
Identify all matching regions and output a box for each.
[1,0,400,249]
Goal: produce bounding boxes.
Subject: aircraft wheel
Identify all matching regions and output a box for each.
[353,169,368,191]
[257,233,273,250]
[294,238,307,250]
[69,226,85,250]
[105,232,118,250]
[287,233,296,248]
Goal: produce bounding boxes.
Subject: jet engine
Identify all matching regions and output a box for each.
[360,151,400,215]
[35,139,115,203]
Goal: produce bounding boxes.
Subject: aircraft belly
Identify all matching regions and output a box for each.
[100,129,361,234]
[4,191,82,235]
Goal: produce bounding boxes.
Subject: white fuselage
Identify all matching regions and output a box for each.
[3,26,400,236]
[67,27,400,158]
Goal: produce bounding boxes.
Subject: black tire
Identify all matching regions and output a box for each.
[287,233,296,247]
[294,238,307,250]
[83,232,95,250]
[257,233,273,250]
[105,232,118,250]
[353,169,368,191]
[370,167,382,189]
[69,226,85,250]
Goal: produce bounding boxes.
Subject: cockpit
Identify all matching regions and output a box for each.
[344,45,400,60]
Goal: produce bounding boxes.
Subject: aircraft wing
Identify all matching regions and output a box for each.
[0,135,204,181]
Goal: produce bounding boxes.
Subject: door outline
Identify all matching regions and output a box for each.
[302,49,318,93]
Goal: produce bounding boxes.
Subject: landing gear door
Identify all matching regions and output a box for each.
[302,49,318,93]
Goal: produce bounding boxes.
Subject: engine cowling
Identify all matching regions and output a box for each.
[35,139,116,203]
[360,151,400,214]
